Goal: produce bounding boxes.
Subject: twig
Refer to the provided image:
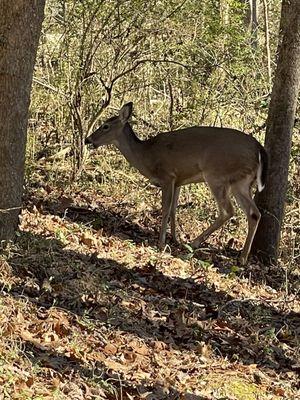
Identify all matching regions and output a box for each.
[0,206,22,213]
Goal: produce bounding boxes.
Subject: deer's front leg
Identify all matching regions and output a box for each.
[159,181,175,249]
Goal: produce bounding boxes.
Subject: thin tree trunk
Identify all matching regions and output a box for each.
[251,0,259,48]
[0,0,45,241]
[252,0,300,263]
[242,0,259,47]
[262,0,271,88]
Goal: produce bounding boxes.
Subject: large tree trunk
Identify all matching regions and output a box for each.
[0,0,45,241]
[251,0,300,263]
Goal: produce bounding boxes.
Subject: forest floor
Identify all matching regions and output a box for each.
[0,158,299,400]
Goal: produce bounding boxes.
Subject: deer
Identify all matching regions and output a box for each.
[85,102,268,265]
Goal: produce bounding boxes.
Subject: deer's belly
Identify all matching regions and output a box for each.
[179,171,205,185]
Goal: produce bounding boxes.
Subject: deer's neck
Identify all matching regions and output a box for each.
[115,123,150,178]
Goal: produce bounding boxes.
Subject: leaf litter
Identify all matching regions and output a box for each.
[0,185,299,399]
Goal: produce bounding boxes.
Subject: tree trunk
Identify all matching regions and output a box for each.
[251,0,300,263]
[262,0,271,88]
[242,0,259,47]
[0,0,45,241]
[250,0,259,48]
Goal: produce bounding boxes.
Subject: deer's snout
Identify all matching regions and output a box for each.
[85,137,91,145]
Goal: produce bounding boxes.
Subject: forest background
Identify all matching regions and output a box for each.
[0,0,299,399]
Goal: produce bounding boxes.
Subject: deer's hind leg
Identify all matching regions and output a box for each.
[191,181,234,249]
[170,186,180,243]
[231,177,261,265]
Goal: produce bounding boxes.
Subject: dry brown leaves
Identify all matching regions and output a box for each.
[0,187,299,399]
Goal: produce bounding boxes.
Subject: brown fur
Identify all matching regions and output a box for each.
[85,103,268,265]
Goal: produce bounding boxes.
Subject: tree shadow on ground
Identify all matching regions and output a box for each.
[24,341,209,399]
[28,194,158,246]
[35,195,300,293]
[191,247,300,294]
[4,231,299,380]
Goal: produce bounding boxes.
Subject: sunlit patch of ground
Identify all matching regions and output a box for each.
[0,174,299,399]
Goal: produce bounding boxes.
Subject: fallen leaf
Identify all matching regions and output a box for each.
[26,376,34,387]
[80,233,96,247]
[54,319,71,337]
[273,387,285,397]
[104,359,131,372]
[51,377,61,388]
[103,343,118,355]
[129,340,149,356]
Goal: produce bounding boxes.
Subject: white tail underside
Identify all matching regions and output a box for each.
[257,151,264,192]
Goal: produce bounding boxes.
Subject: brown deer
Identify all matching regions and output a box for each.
[85,102,268,264]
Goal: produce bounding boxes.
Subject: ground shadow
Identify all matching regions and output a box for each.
[32,195,299,293]
[2,231,298,380]
[28,194,157,246]
[24,341,210,399]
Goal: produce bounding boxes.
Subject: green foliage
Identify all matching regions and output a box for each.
[28,0,282,182]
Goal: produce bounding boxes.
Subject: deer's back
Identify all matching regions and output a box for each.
[145,126,261,186]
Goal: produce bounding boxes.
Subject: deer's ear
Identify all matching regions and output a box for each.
[119,102,133,123]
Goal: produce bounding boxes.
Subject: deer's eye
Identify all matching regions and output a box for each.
[103,124,109,130]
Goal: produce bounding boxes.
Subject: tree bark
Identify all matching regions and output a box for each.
[251,0,300,263]
[0,0,45,241]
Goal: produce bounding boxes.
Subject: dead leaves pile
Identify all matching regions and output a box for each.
[0,189,299,399]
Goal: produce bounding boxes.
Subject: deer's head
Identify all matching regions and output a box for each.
[85,102,133,148]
